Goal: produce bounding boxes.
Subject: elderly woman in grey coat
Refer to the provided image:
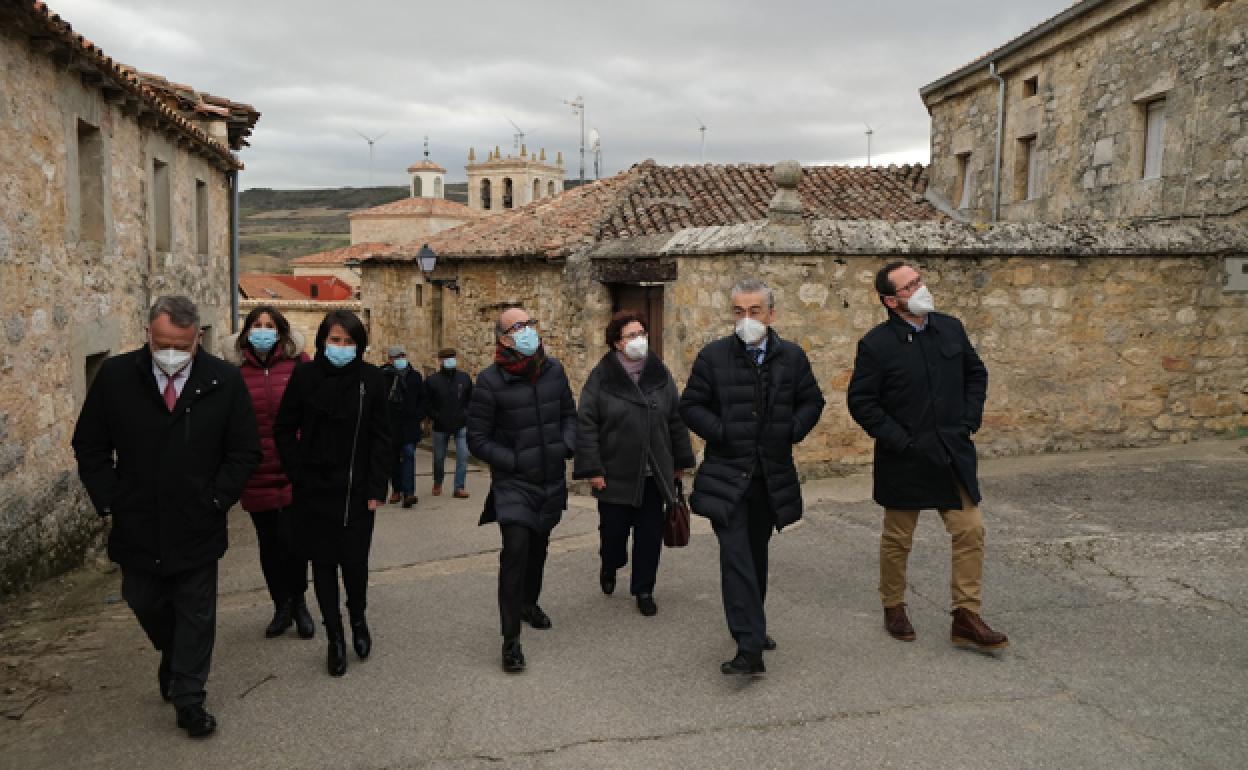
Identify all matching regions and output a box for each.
[574,311,696,616]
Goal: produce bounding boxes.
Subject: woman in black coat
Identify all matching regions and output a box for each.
[274,310,390,677]
[574,312,696,616]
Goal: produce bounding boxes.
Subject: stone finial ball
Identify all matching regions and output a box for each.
[773,160,802,189]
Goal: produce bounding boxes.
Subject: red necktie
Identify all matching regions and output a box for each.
[163,376,178,412]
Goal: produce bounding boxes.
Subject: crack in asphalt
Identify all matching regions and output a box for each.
[409,691,1079,766]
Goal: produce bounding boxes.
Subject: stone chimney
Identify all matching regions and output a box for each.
[768,160,803,226]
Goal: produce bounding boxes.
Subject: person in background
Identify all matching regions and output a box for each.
[847,261,1008,651]
[467,307,577,673]
[234,305,315,641]
[274,310,390,677]
[381,344,424,508]
[424,346,473,498]
[72,295,260,738]
[575,311,695,617]
[679,278,825,677]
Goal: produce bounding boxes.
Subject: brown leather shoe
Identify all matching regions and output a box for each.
[884,604,916,641]
[951,608,1009,650]
[453,489,470,499]
[387,492,401,504]
[431,484,442,496]
[401,495,418,509]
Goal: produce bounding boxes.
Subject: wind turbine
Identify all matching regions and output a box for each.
[505,117,537,153]
[864,123,874,166]
[354,129,389,186]
[695,116,707,164]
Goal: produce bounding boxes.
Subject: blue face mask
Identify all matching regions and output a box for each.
[393,358,408,370]
[324,344,357,368]
[248,328,278,354]
[442,358,457,370]
[511,327,540,357]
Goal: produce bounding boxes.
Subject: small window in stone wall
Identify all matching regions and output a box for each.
[1142,99,1166,180]
[84,351,108,397]
[481,179,492,210]
[195,179,208,256]
[1022,76,1038,98]
[955,152,972,209]
[153,158,172,252]
[76,119,105,243]
[413,284,424,307]
[1014,136,1039,201]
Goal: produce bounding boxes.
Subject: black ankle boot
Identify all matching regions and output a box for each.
[349,615,371,660]
[265,599,293,638]
[292,598,316,639]
[326,624,347,677]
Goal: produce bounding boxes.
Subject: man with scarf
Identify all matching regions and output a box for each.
[466,306,577,673]
[680,278,825,677]
[847,261,1008,651]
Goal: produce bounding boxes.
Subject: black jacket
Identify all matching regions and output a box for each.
[574,352,696,507]
[381,364,424,445]
[71,347,261,575]
[846,311,988,510]
[424,367,473,433]
[274,356,392,526]
[679,329,825,530]
[466,355,577,532]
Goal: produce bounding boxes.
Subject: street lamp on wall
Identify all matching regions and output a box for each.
[418,243,436,276]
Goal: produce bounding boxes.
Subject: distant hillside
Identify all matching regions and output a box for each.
[238,184,470,273]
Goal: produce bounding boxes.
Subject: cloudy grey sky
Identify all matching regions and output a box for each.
[52,0,1071,190]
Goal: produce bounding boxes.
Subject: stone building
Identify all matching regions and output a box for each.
[0,1,259,593]
[361,162,1247,477]
[921,0,1248,224]
[346,150,484,245]
[358,159,940,369]
[465,144,566,212]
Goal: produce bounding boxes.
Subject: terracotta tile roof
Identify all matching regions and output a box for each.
[374,160,941,262]
[406,160,447,173]
[348,197,485,220]
[238,274,356,301]
[289,242,394,266]
[4,1,259,167]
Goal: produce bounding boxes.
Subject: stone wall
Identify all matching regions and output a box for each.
[349,215,474,247]
[0,25,237,594]
[924,0,1248,223]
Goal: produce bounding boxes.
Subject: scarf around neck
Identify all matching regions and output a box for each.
[494,343,545,384]
[615,350,645,383]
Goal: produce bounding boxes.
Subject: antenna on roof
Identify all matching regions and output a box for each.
[589,128,601,179]
[563,95,586,184]
[423,135,430,159]
[695,116,707,164]
[354,129,389,186]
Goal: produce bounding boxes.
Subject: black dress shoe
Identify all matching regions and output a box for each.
[600,567,616,596]
[327,632,348,677]
[292,598,316,639]
[720,652,766,676]
[502,638,526,673]
[763,636,777,651]
[636,594,657,616]
[265,599,293,638]
[521,605,552,629]
[158,653,172,702]
[350,616,372,660]
[175,704,217,738]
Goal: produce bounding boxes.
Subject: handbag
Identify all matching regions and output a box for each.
[664,479,691,548]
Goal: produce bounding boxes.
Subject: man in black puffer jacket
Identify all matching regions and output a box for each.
[680,278,825,676]
[467,306,577,673]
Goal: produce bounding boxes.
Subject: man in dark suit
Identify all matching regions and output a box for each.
[382,344,425,508]
[680,278,825,676]
[72,296,261,737]
[847,261,1008,651]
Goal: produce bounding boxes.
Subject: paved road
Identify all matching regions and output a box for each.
[2,440,1246,769]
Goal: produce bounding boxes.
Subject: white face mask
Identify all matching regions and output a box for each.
[152,348,192,376]
[623,336,648,360]
[905,285,936,316]
[735,317,767,345]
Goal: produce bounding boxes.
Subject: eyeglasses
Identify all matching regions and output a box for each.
[503,318,539,335]
[621,330,648,341]
[893,276,924,296]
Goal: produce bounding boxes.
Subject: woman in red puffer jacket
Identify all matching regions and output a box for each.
[236,305,315,640]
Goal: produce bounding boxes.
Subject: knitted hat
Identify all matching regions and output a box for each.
[437,347,456,359]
